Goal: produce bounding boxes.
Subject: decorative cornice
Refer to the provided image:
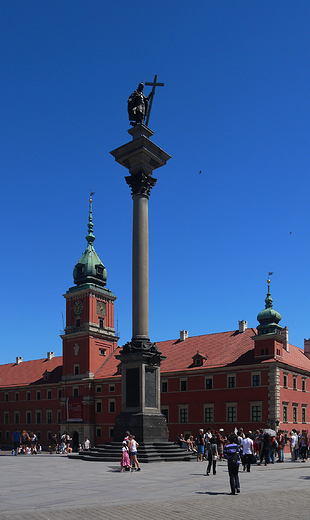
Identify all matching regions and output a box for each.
[61,323,117,341]
[61,371,94,381]
[64,287,116,301]
[125,170,157,198]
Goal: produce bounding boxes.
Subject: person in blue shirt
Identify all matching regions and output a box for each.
[223,434,243,495]
[12,429,21,455]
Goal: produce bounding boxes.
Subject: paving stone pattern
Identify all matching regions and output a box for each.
[0,453,309,519]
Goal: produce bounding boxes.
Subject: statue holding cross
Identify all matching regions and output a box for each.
[127,75,164,127]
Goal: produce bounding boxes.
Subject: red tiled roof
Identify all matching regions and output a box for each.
[2,329,310,389]
[158,328,257,373]
[0,356,63,388]
[264,343,310,371]
[95,328,310,377]
[95,328,259,378]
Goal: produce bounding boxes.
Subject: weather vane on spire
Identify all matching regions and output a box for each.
[127,75,164,127]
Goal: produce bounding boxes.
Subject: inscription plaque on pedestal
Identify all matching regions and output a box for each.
[126,367,139,407]
[145,367,156,408]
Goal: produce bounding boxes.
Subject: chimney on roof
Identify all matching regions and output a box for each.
[47,351,54,361]
[280,326,289,352]
[238,320,248,333]
[304,338,310,359]
[180,330,188,341]
[16,356,23,364]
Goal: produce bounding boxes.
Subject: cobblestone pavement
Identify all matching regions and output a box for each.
[0,452,309,519]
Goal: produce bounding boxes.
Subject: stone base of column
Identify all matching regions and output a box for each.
[113,411,168,443]
[122,338,163,359]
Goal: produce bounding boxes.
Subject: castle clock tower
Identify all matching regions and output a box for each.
[60,196,118,446]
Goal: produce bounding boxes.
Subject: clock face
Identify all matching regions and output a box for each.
[74,300,83,315]
[97,301,106,316]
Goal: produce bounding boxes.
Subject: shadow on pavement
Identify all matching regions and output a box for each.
[196,491,229,495]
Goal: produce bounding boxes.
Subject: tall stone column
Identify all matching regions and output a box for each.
[132,193,149,342]
[110,124,171,443]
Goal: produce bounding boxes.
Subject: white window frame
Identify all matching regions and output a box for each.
[178,404,189,424]
[250,401,263,422]
[180,378,188,392]
[227,374,236,389]
[226,402,237,423]
[251,372,261,387]
[205,376,213,390]
[95,400,102,413]
[161,379,168,393]
[204,403,214,423]
[108,399,115,413]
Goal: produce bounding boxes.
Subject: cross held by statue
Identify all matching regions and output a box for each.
[145,75,164,127]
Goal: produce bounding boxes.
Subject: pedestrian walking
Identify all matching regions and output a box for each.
[206,436,218,475]
[223,434,243,495]
[241,432,254,472]
[128,435,141,471]
[120,441,131,472]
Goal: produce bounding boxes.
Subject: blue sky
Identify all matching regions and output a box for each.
[1,0,310,364]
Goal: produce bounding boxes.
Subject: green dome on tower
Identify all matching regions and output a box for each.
[73,196,107,287]
[257,278,282,336]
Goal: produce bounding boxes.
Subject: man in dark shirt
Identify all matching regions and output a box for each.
[49,434,58,454]
[195,429,205,462]
[223,434,243,495]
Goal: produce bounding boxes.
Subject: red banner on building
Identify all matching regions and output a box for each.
[66,397,83,422]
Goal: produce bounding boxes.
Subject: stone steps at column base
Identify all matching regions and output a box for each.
[67,442,196,463]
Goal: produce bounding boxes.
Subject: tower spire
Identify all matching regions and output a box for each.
[72,194,107,287]
[265,278,273,309]
[257,277,282,336]
[86,193,95,245]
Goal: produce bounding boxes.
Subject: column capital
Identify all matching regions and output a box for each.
[117,339,166,365]
[125,170,157,198]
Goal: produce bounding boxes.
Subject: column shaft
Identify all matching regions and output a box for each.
[132,194,149,340]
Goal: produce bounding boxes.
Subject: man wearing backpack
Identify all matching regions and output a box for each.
[223,434,243,495]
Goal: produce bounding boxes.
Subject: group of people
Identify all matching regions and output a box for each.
[177,427,227,462]
[48,431,72,454]
[120,431,141,472]
[250,428,309,465]
[12,429,41,455]
[11,429,91,455]
[49,433,91,454]
[176,426,310,495]
[177,426,310,465]
[178,428,243,494]
[288,429,309,462]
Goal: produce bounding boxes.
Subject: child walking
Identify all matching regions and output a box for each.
[121,441,131,472]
